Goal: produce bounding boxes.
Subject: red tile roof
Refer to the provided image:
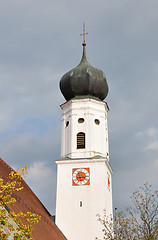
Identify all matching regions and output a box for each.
[0,158,67,240]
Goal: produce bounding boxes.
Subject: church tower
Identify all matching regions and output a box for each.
[55,25,113,240]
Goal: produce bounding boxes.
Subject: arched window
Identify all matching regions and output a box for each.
[77,132,85,149]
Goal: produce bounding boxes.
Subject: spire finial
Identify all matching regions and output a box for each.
[80,22,88,46]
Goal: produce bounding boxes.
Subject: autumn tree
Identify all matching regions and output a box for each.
[0,166,40,240]
[96,183,158,240]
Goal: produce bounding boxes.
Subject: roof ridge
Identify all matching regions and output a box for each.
[0,158,54,227]
[0,158,13,172]
[11,193,67,238]
[0,158,67,239]
[12,193,54,228]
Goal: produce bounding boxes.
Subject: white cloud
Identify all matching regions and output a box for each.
[28,161,53,182]
[113,155,158,211]
[26,161,57,214]
[147,128,158,139]
[135,128,158,152]
[146,141,158,151]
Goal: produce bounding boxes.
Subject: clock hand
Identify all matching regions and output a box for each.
[77,172,86,181]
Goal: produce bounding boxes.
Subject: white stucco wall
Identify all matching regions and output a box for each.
[56,97,113,240]
[60,98,109,159]
[55,158,113,240]
[0,206,19,240]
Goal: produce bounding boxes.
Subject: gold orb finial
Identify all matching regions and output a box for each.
[80,22,88,46]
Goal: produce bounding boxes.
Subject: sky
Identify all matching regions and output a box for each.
[0,0,158,215]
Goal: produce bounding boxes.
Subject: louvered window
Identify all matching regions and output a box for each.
[77,132,85,149]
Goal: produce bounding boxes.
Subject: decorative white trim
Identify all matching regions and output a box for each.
[55,158,113,174]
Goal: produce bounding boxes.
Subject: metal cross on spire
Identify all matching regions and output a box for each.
[80,22,88,46]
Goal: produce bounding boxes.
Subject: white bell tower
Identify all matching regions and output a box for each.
[55,25,113,240]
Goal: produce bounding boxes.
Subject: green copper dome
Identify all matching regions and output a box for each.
[60,45,109,101]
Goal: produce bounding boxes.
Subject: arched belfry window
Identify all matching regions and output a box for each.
[77,132,85,149]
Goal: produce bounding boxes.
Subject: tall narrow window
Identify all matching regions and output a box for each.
[77,132,85,149]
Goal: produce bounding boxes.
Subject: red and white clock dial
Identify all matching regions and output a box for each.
[72,168,90,186]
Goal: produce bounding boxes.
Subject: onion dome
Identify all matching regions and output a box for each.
[60,44,109,102]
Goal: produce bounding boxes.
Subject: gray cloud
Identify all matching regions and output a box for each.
[0,0,158,214]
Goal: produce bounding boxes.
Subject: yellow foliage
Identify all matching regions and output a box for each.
[0,166,41,240]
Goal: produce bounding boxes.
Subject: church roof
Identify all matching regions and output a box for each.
[60,44,109,102]
[0,158,67,240]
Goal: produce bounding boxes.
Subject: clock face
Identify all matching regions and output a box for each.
[72,168,90,186]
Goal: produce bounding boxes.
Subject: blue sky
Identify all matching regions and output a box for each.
[0,0,158,214]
